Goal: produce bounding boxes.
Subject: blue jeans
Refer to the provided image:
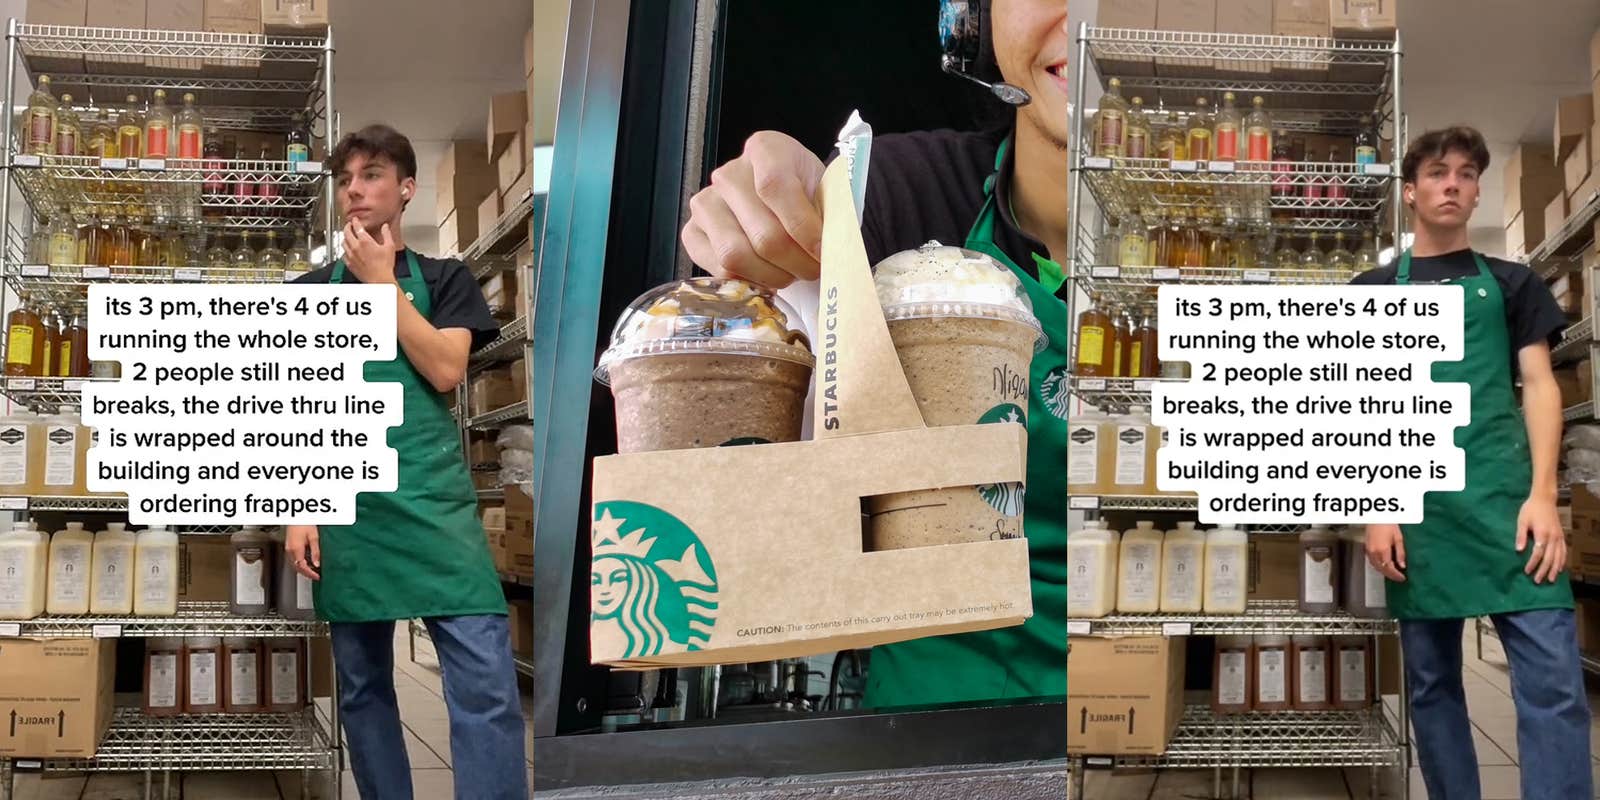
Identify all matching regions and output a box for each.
[331,615,528,800]
[1400,610,1592,800]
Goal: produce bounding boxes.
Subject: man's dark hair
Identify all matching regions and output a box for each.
[327,124,417,181]
[1401,126,1490,184]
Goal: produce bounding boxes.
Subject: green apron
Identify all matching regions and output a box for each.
[863,140,1069,707]
[314,250,507,622]
[1388,249,1572,619]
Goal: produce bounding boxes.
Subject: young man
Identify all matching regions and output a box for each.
[679,0,1069,708]
[1351,126,1591,799]
[284,124,528,800]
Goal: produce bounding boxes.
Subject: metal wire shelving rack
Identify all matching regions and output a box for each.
[0,20,340,800]
[1066,25,1408,800]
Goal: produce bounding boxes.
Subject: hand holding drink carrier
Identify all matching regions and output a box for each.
[588,113,1035,669]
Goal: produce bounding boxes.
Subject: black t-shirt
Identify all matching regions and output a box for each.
[293,250,502,351]
[1349,249,1566,377]
[853,127,1049,286]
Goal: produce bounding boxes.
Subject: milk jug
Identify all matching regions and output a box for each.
[1068,520,1118,618]
[0,521,45,619]
[0,409,38,495]
[1116,520,1163,613]
[1067,407,1109,495]
[46,521,93,614]
[134,526,179,616]
[1109,406,1152,495]
[1161,521,1205,612]
[91,522,136,614]
[1203,522,1248,613]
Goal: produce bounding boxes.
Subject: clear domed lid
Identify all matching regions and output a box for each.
[595,278,814,385]
[872,241,1044,351]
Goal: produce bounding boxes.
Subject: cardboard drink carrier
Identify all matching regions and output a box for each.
[588,116,1033,669]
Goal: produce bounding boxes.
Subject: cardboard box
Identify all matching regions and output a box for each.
[469,436,498,466]
[1547,193,1572,251]
[202,0,263,77]
[1155,0,1215,77]
[488,91,527,161]
[1271,0,1331,78]
[146,0,205,73]
[1503,142,1563,225]
[1554,270,1585,316]
[503,164,533,208]
[1591,26,1600,81]
[1565,132,1593,199]
[1557,367,1583,406]
[1557,95,1595,162]
[1067,637,1186,756]
[179,535,233,602]
[85,0,144,71]
[1588,253,1600,320]
[1505,212,1532,260]
[260,0,328,34]
[504,483,533,578]
[1570,484,1600,577]
[1571,161,1600,224]
[435,139,496,227]
[1329,0,1397,39]
[515,265,531,320]
[0,640,114,758]
[587,157,1032,669]
[1248,536,1300,601]
[497,129,527,195]
[509,600,532,655]
[1581,359,1595,404]
[27,0,87,74]
[1097,0,1158,76]
[483,270,519,317]
[438,208,479,257]
[481,506,506,530]
[470,369,518,416]
[478,192,503,243]
[509,357,527,402]
[1214,0,1271,74]
[473,471,499,491]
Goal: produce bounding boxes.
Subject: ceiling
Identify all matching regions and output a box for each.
[1069,0,1600,254]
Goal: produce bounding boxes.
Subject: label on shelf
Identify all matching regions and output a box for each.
[19,264,48,277]
[294,161,325,174]
[1362,163,1393,176]
[11,154,40,168]
[1082,156,1113,170]
[1068,495,1100,510]
[99,157,128,170]
[0,623,19,637]
[6,378,34,391]
[1162,622,1193,637]
[285,270,308,282]
[1170,160,1198,172]
[83,266,110,279]
[1133,379,1154,392]
[91,624,121,639]
[1090,266,1120,279]
[138,158,166,172]
[0,497,25,510]
[1207,161,1237,173]
[1242,269,1271,283]
[13,760,41,771]
[1152,267,1181,281]
[172,268,203,282]
[1083,757,1115,768]
[1077,379,1107,391]
[1067,621,1092,635]
[62,380,83,392]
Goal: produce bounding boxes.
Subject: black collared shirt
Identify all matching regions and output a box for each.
[293,250,502,351]
[856,127,1047,282]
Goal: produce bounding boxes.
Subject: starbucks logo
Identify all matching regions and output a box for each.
[976,404,1026,517]
[591,501,720,658]
[1041,366,1069,420]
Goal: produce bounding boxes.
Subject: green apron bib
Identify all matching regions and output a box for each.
[314,250,507,622]
[1388,249,1572,619]
[863,140,1069,708]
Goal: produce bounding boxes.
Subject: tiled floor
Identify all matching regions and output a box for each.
[7,625,534,799]
[1081,627,1600,799]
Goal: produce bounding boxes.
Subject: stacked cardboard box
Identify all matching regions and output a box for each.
[1592,28,1600,124]
[1067,637,1186,755]
[26,0,87,73]
[1504,143,1564,257]
[469,368,518,416]
[1214,0,1269,75]
[436,139,497,255]
[1553,271,1585,317]
[504,484,533,580]
[260,0,327,82]
[201,0,263,78]
[509,600,533,655]
[1155,0,1214,77]
[481,269,519,319]
[1271,0,1330,79]
[1329,0,1397,39]
[1571,484,1600,578]
[1095,0,1156,75]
